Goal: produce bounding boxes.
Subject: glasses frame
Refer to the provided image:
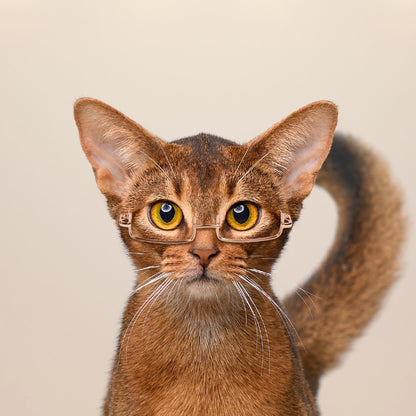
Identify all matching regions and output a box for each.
[118,211,292,244]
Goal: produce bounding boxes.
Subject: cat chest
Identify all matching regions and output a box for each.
[119,344,309,416]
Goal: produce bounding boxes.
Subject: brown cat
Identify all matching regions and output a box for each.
[74,98,404,415]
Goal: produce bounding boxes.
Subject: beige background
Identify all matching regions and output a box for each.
[1,1,415,415]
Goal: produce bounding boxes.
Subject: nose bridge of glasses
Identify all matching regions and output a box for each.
[192,226,218,242]
[192,216,221,239]
[194,224,219,231]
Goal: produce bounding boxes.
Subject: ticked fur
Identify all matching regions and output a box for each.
[74,99,404,415]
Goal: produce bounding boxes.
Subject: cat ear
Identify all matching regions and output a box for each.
[249,101,338,202]
[74,98,164,200]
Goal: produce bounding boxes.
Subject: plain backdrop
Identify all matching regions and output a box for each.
[1,1,415,415]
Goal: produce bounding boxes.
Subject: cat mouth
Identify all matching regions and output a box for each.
[188,273,219,284]
[186,267,223,285]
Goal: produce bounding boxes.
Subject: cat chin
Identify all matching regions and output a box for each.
[184,274,223,299]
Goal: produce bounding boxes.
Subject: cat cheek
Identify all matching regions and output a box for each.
[160,249,197,275]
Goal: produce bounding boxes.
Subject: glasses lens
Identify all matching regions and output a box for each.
[219,213,282,241]
[130,214,194,243]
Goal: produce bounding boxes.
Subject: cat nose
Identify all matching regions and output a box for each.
[191,248,218,266]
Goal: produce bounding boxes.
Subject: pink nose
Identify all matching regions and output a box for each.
[191,248,218,266]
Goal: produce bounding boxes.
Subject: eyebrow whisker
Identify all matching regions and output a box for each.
[236,152,270,186]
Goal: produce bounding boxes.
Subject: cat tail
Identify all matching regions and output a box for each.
[283,133,405,392]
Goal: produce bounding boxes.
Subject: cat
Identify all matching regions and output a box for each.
[74,98,404,415]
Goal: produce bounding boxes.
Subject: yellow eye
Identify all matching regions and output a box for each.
[150,201,183,230]
[226,202,259,231]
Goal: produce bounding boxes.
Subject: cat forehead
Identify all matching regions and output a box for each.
[169,134,280,206]
[173,133,237,151]
[164,133,278,196]
[171,133,238,165]
[125,133,283,219]
[167,133,242,186]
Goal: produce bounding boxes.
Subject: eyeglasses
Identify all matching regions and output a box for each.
[118,211,292,245]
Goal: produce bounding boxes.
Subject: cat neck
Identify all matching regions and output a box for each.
[106,275,316,416]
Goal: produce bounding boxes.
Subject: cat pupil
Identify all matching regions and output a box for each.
[233,204,249,223]
[160,203,175,222]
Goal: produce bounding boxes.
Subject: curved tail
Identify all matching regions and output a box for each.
[284,134,405,392]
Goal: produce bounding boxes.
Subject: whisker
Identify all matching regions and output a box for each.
[247,268,271,277]
[246,255,280,260]
[174,278,186,311]
[233,266,302,347]
[297,287,320,311]
[119,273,169,363]
[235,279,271,374]
[157,141,178,181]
[295,289,314,317]
[243,267,315,333]
[135,265,161,273]
[233,144,252,178]
[164,279,179,308]
[137,149,173,183]
[124,279,164,338]
[236,152,270,186]
[232,281,248,326]
[133,272,165,294]
[124,277,172,360]
[237,272,305,351]
[142,279,173,328]
[233,281,263,358]
[298,287,321,301]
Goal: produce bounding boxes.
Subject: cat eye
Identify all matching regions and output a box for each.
[150,201,183,230]
[226,202,259,231]
[119,208,292,245]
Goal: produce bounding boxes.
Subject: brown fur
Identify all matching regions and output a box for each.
[74,98,404,415]
[284,136,405,392]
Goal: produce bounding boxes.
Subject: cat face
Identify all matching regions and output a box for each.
[74,99,337,301]
[115,134,294,299]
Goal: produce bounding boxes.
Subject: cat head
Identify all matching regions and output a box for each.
[74,99,337,300]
